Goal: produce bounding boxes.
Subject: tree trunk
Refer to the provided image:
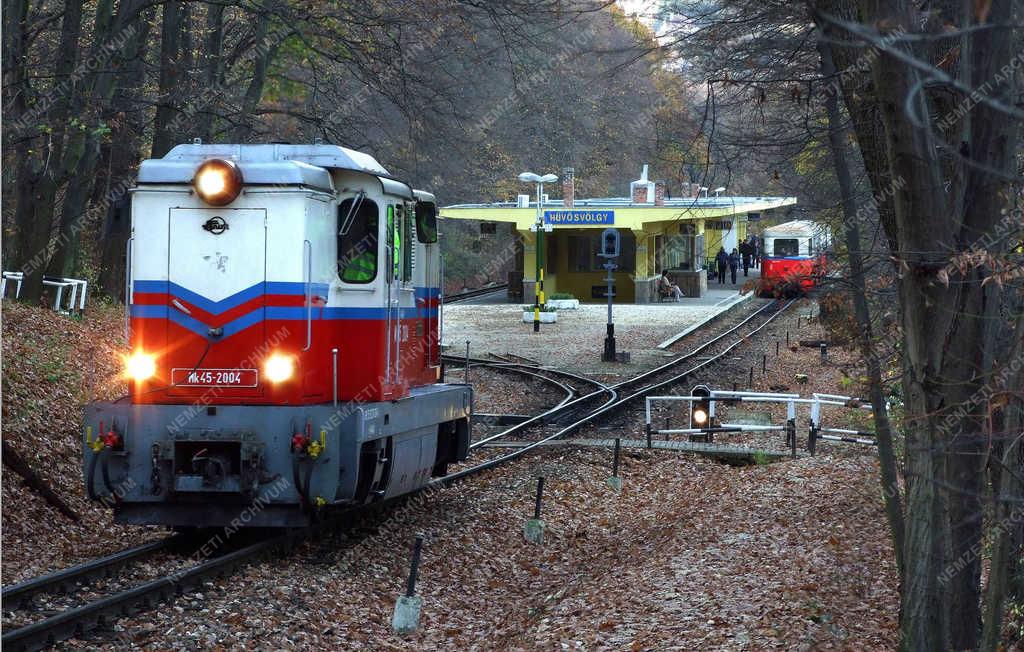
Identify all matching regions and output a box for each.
[151,0,188,158]
[2,440,80,522]
[196,2,226,142]
[980,311,1024,649]
[230,10,278,141]
[45,0,150,281]
[95,7,152,300]
[816,34,905,577]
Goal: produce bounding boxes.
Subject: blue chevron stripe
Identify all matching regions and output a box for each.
[133,280,329,314]
[131,299,438,339]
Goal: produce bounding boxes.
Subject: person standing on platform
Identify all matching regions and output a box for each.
[728,248,740,284]
[754,236,762,268]
[739,240,752,277]
[715,247,728,283]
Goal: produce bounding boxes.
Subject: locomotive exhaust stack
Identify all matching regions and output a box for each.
[83,143,471,528]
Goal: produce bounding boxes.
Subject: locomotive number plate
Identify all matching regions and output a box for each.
[171,368,259,387]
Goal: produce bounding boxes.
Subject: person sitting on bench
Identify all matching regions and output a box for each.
[657,270,685,302]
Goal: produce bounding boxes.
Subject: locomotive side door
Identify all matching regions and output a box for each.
[385,204,401,385]
[385,202,414,386]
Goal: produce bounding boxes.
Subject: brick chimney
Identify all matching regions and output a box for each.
[562,167,574,208]
[654,179,666,206]
[630,164,654,204]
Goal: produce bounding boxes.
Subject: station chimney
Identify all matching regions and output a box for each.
[562,167,574,208]
[630,164,655,204]
[654,179,666,206]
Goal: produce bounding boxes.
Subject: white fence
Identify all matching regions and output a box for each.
[2,272,89,314]
[643,390,878,456]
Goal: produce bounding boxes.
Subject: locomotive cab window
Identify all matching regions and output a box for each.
[338,196,379,283]
[415,202,438,243]
[773,238,799,257]
[401,205,414,282]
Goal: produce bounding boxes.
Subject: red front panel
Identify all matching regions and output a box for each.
[128,310,438,405]
[761,256,821,290]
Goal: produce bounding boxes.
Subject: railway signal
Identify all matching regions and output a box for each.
[600,228,620,362]
[689,384,712,430]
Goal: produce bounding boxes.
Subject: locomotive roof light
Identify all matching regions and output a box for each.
[264,353,295,383]
[193,159,243,206]
[124,350,156,382]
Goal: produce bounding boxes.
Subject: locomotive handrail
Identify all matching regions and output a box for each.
[303,239,312,351]
[124,237,133,341]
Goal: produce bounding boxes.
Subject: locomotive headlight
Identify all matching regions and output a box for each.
[264,354,294,383]
[125,351,156,381]
[193,159,243,206]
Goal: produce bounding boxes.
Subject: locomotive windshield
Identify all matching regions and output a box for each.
[772,238,800,257]
[415,202,438,243]
[338,197,379,283]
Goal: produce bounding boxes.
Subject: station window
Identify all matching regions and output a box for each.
[338,196,379,283]
[773,238,799,257]
[567,232,635,272]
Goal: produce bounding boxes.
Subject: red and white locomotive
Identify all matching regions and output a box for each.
[84,143,471,527]
[758,219,831,296]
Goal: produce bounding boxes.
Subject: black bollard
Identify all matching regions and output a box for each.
[787,419,797,458]
[808,422,818,456]
[405,534,424,598]
[776,341,780,356]
[749,366,754,388]
[465,341,471,382]
[762,354,767,375]
[786,331,790,346]
[534,477,545,520]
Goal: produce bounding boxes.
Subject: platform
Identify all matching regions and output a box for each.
[441,285,764,376]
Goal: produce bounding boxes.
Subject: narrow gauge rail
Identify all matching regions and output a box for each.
[436,298,795,481]
[2,536,185,608]
[2,300,790,651]
[443,283,509,303]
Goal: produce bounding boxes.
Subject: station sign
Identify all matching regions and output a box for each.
[543,210,614,225]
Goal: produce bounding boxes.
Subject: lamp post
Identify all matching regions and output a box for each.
[518,171,558,332]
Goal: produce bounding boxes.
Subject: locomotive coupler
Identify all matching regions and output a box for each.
[191,449,232,488]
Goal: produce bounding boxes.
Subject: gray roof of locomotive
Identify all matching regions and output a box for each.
[136,143,419,198]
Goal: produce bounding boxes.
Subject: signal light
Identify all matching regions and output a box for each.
[193,159,243,206]
[264,353,294,383]
[690,384,712,429]
[599,227,620,258]
[125,351,156,382]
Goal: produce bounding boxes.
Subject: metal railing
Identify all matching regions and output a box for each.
[644,389,878,456]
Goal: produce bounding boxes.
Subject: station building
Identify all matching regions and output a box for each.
[440,166,797,303]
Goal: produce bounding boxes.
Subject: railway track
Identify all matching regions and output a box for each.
[436,298,795,481]
[2,298,792,651]
[443,283,509,303]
